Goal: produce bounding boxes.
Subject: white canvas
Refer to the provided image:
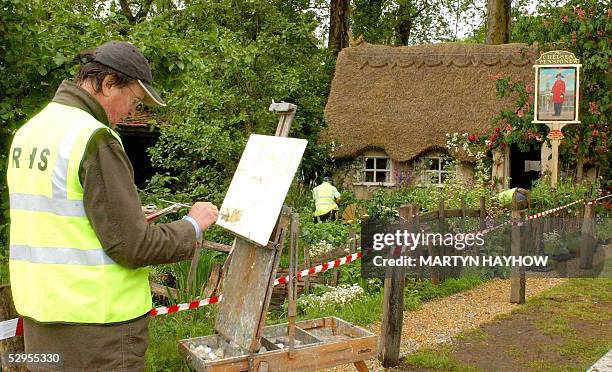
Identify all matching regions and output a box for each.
[216,134,308,246]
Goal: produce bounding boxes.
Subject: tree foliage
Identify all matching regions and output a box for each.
[140,0,334,205]
[0,0,333,252]
[0,0,115,251]
[511,0,611,180]
[351,0,484,45]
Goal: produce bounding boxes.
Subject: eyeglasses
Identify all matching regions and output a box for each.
[126,85,145,109]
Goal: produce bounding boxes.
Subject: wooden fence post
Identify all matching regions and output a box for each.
[510,194,526,304]
[415,212,424,281]
[579,202,595,269]
[348,228,356,254]
[476,196,486,257]
[288,213,299,358]
[0,285,28,372]
[379,204,416,368]
[438,199,448,281]
[303,243,311,295]
[533,217,543,257]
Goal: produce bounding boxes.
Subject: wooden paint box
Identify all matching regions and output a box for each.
[179,316,377,371]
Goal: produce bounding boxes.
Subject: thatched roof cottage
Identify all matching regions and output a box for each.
[324,42,548,198]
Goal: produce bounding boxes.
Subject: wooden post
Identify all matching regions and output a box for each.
[551,138,560,189]
[455,198,466,278]
[201,263,222,299]
[524,193,532,257]
[415,213,424,281]
[330,267,340,287]
[354,360,369,372]
[477,196,486,257]
[288,213,299,358]
[303,243,311,295]
[0,285,28,372]
[546,122,568,190]
[460,198,466,233]
[510,193,526,304]
[579,202,595,269]
[348,228,356,254]
[438,199,447,281]
[533,217,543,257]
[379,204,416,368]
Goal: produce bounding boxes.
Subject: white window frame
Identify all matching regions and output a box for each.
[356,156,394,186]
[418,156,455,187]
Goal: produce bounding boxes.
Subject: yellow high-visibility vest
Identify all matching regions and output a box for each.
[7,102,151,324]
[313,182,339,217]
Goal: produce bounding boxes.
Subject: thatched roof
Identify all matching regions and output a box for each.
[324,42,537,162]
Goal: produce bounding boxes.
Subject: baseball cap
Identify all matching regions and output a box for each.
[81,40,166,106]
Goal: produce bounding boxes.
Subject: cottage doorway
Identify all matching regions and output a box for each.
[118,127,160,189]
[509,142,541,189]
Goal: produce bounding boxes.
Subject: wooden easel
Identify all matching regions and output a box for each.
[214,102,298,370]
[203,102,373,372]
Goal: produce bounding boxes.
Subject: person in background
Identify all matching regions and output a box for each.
[7,40,218,371]
[313,176,341,223]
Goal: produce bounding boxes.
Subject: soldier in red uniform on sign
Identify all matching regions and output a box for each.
[551,73,566,116]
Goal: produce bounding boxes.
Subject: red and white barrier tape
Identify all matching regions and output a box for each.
[526,198,585,220]
[0,251,363,340]
[0,317,22,340]
[587,193,611,205]
[4,193,609,340]
[149,295,222,316]
[274,252,362,286]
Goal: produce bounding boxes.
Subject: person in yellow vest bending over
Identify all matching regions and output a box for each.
[313,176,341,222]
[7,40,218,371]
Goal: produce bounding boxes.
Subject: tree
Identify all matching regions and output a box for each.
[0,0,334,252]
[487,0,611,185]
[118,0,154,24]
[0,0,117,254]
[393,0,428,45]
[485,0,511,44]
[137,0,334,205]
[329,0,351,54]
[352,0,386,43]
[351,0,465,45]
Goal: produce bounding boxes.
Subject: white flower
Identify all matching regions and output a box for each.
[298,284,365,309]
[542,230,560,243]
[310,240,334,258]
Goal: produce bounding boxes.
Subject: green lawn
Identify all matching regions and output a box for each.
[402,277,612,372]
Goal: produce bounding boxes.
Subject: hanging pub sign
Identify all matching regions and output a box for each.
[532,51,581,189]
[533,51,581,124]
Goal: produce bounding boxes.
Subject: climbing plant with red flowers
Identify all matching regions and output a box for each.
[509,0,611,179]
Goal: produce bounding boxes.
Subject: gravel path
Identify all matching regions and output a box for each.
[322,277,566,372]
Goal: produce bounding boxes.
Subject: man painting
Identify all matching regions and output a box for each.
[7,40,218,371]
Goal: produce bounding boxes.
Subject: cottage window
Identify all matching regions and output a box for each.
[362,157,391,184]
[419,156,454,187]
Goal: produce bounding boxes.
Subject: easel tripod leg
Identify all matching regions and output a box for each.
[354,360,369,372]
